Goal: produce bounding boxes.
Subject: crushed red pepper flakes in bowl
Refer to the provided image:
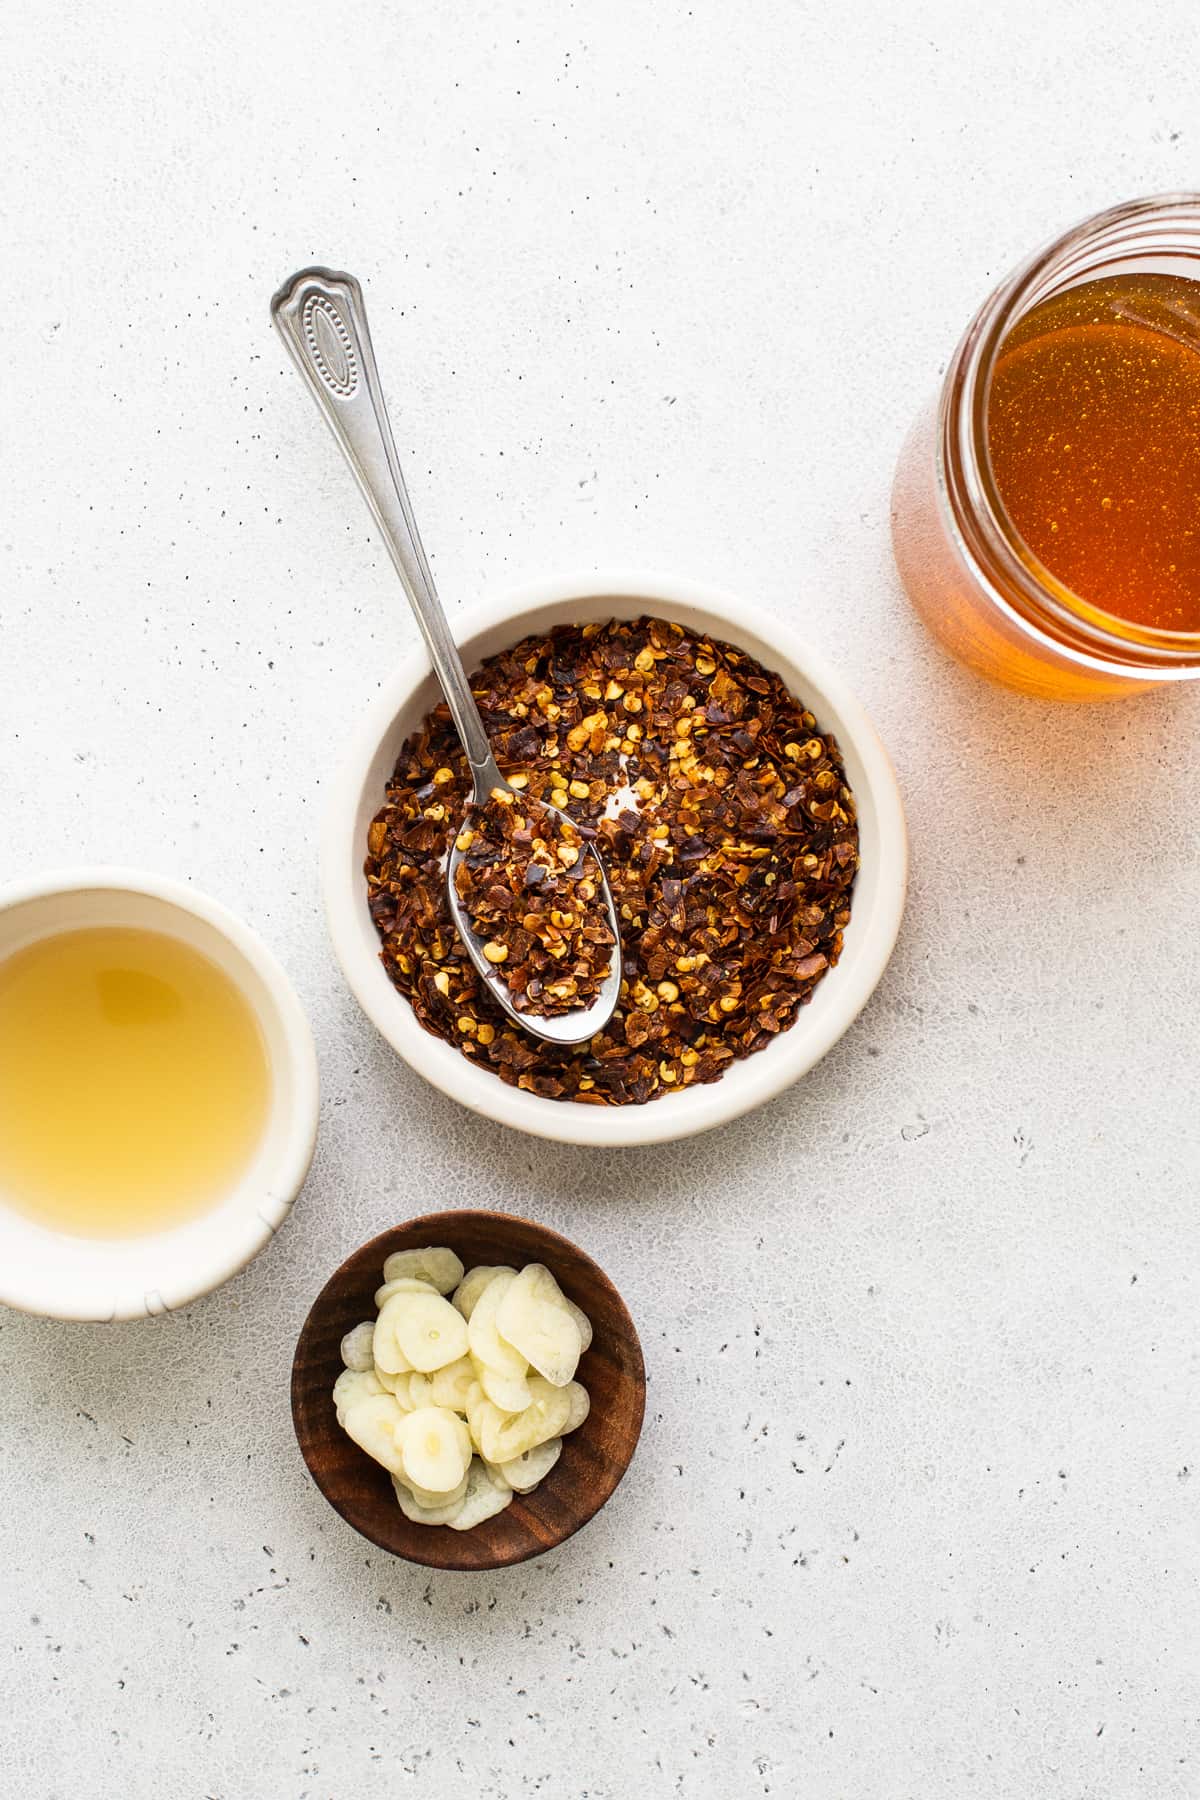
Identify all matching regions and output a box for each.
[453,789,616,1018]
[364,617,858,1106]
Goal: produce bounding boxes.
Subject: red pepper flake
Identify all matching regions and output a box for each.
[364,618,858,1105]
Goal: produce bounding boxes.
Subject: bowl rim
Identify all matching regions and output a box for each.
[0,865,320,1320]
[290,1209,647,1569]
[322,568,908,1147]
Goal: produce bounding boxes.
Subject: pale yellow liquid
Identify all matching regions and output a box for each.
[0,927,271,1237]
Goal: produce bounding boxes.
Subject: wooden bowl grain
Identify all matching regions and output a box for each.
[291,1211,645,1569]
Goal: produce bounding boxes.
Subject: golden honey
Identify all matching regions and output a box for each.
[987,273,1200,634]
[892,198,1200,698]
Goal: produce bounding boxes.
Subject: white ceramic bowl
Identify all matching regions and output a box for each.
[0,869,320,1320]
[323,572,907,1147]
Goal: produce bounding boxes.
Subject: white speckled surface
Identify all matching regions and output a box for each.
[2,4,1198,1796]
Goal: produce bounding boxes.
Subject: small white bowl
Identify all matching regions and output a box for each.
[0,869,319,1320]
[323,572,907,1147]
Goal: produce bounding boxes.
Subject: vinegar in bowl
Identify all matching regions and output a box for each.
[0,926,271,1237]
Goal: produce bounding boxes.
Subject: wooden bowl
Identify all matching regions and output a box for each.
[291,1211,646,1569]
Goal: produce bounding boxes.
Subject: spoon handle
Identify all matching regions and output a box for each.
[271,267,500,786]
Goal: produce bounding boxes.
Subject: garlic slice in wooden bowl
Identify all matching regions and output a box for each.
[291,1211,644,1570]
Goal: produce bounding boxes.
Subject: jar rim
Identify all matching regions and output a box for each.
[940,193,1200,673]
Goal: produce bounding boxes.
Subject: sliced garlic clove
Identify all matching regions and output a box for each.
[447,1458,514,1531]
[372,1295,415,1375]
[480,1456,513,1492]
[429,1356,477,1412]
[374,1275,438,1309]
[495,1436,562,1493]
[451,1264,517,1321]
[391,1290,469,1372]
[376,1368,413,1407]
[564,1297,593,1354]
[463,1380,488,1453]
[375,1290,468,1374]
[523,1374,577,1443]
[339,1321,378,1373]
[405,1372,435,1409]
[399,1470,469,1510]
[467,1271,529,1379]
[495,1263,583,1387]
[341,1391,407,1476]
[391,1473,467,1527]
[398,1405,472,1493]
[478,1365,533,1414]
[381,1247,464,1294]
[474,1382,571,1464]
[333,1366,383,1423]
[560,1381,590,1434]
[471,1400,512,1463]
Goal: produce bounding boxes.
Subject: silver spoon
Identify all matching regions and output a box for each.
[271,267,623,1045]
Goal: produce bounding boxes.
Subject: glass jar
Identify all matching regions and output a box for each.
[891,195,1200,700]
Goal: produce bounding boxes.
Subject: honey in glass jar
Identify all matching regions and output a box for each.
[892,196,1200,699]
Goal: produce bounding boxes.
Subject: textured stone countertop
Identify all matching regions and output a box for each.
[2,4,1197,1796]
